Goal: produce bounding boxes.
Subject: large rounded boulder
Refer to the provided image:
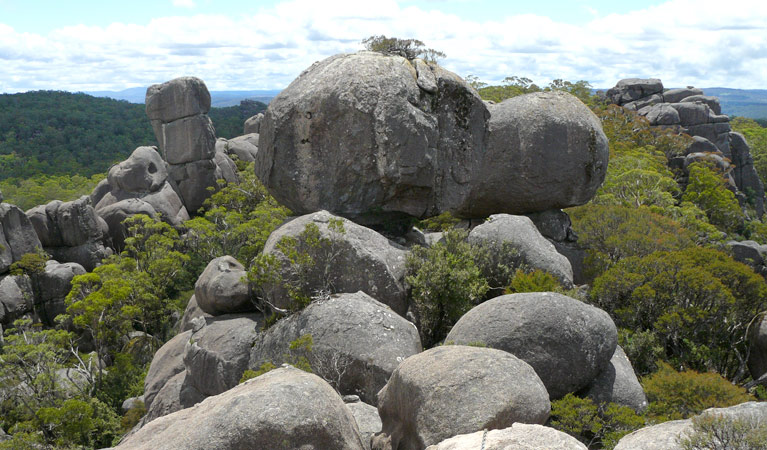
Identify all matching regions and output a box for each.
[446,292,617,399]
[256,51,489,221]
[425,424,587,450]
[194,256,253,316]
[249,291,421,404]
[116,367,366,450]
[372,345,550,450]
[261,211,408,315]
[464,91,608,216]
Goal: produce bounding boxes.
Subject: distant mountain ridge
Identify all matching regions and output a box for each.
[84,87,282,107]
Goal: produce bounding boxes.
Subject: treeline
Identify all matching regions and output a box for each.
[0,91,266,209]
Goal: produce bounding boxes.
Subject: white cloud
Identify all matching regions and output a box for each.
[0,0,765,93]
[172,0,197,8]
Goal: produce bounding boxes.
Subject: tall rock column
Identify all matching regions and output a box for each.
[146,77,219,213]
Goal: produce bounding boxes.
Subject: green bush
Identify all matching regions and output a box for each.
[590,247,767,378]
[549,394,645,449]
[406,229,489,348]
[642,362,754,421]
[618,329,664,377]
[679,412,767,450]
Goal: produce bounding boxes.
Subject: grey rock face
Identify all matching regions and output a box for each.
[372,345,550,450]
[177,294,212,333]
[0,203,43,274]
[662,87,704,104]
[262,211,409,315]
[257,52,489,221]
[467,91,609,216]
[685,136,719,155]
[640,103,680,125]
[446,292,617,399]
[613,419,690,450]
[346,398,383,450]
[748,312,767,381]
[160,115,217,165]
[578,345,648,413]
[468,214,573,288]
[183,313,261,397]
[250,291,421,404]
[117,367,366,450]
[146,77,211,123]
[167,159,219,213]
[97,199,157,250]
[729,132,766,216]
[606,78,664,105]
[669,102,714,127]
[27,197,111,271]
[143,331,191,410]
[121,395,145,413]
[681,94,722,115]
[224,133,259,162]
[0,274,34,324]
[213,150,238,184]
[425,424,588,450]
[143,371,205,424]
[36,260,86,326]
[107,147,168,193]
[194,256,253,316]
[243,113,263,135]
[728,240,765,267]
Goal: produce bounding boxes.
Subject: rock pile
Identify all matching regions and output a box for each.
[145,77,237,213]
[26,196,112,271]
[256,52,608,223]
[606,78,766,215]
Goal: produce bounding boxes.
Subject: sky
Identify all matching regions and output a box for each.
[0,0,765,93]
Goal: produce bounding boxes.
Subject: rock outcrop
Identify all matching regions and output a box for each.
[372,345,550,449]
[256,51,608,223]
[606,78,766,216]
[0,274,34,325]
[0,203,43,274]
[748,311,767,383]
[92,146,189,248]
[26,196,111,271]
[117,367,366,450]
[34,260,87,326]
[261,211,409,315]
[249,291,421,404]
[425,424,588,450]
[146,77,235,213]
[446,292,617,399]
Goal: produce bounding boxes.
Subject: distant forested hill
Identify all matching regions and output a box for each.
[0,91,266,182]
[704,87,767,119]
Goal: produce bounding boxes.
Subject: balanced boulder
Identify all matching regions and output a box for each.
[446,292,617,399]
[194,256,253,316]
[117,367,366,450]
[249,291,421,404]
[465,91,608,217]
[261,211,408,315]
[372,345,550,449]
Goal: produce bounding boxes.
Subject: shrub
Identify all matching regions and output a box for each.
[505,269,562,294]
[642,362,754,421]
[549,394,645,449]
[679,413,767,450]
[590,247,767,378]
[618,328,664,377]
[406,229,489,348]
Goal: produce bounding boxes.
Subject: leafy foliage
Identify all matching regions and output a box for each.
[731,117,767,188]
[643,362,754,421]
[505,269,562,294]
[406,229,489,348]
[0,173,103,211]
[549,394,645,449]
[590,247,767,379]
[361,35,445,62]
[682,162,745,234]
[467,75,593,104]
